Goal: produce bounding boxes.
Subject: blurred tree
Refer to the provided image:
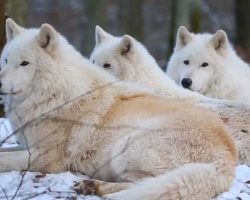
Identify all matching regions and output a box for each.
[0,0,30,117]
[83,0,107,56]
[0,0,5,53]
[235,0,250,63]
[0,0,5,117]
[166,0,201,69]
[119,0,144,41]
[5,0,29,26]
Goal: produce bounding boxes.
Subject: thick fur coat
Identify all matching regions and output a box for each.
[90,26,206,102]
[0,19,237,200]
[90,26,250,165]
[167,26,250,101]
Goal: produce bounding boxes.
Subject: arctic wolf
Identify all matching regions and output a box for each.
[90,26,206,102]
[90,26,250,165]
[0,19,237,200]
[167,26,250,101]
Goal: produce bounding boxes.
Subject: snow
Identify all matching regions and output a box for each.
[217,165,250,200]
[1,118,250,200]
[0,118,17,148]
[0,171,101,200]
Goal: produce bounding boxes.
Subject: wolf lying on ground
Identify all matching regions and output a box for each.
[167,26,250,102]
[0,19,237,200]
[90,26,250,166]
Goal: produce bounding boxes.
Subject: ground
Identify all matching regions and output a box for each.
[1,118,250,200]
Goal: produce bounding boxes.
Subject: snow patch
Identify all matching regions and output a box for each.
[0,118,17,147]
[0,171,101,200]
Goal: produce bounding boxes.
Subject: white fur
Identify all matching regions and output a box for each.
[0,19,238,200]
[167,26,250,102]
[90,26,207,102]
[105,163,231,200]
[90,26,250,166]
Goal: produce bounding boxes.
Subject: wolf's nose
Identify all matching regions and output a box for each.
[181,78,192,88]
[0,81,2,88]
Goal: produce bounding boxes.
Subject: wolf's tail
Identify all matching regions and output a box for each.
[104,160,236,200]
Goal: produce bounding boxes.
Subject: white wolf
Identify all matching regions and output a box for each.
[0,19,237,200]
[90,26,250,165]
[167,26,250,101]
[90,26,206,102]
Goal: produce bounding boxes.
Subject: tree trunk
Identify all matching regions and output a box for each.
[119,0,144,41]
[5,0,29,26]
[0,0,5,117]
[0,0,29,117]
[235,0,250,63]
[0,0,5,53]
[83,0,107,56]
[166,0,201,69]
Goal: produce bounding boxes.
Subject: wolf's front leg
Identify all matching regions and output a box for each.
[0,149,32,172]
[74,179,131,196]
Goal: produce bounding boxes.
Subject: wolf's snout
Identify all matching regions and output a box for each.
[181,78,192,88]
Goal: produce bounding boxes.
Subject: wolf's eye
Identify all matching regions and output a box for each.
[201,62,208,67]
[20,61,29,66]
[92,60,95,64]
[5,59,7,64]
[103,63,111,69]
[183,60,189,65]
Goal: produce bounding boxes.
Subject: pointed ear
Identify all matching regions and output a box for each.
[95,25,112,46]
[37,24,59,54]
[210,30,228,54]
[175,26,192,51]
[5,18,24,42]
[119,35,133,55]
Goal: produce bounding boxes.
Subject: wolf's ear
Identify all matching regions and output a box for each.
[95,25,112,46]
[211,30,228,54]
[6,18,24,42]
[119,35,133,55]
[37,24,59,54]
[175,26,192,51]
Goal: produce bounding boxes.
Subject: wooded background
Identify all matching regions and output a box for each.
[0,0,250,117]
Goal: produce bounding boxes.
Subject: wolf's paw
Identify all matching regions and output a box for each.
[74,180,97,196]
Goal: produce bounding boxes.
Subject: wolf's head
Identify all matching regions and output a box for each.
[167,26,230,95]
[0,19,65,107]
[90,26,156,81]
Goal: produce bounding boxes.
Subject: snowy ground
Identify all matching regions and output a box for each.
[0,171,101,200]
[0,118,17,148]
[1,118,250,200]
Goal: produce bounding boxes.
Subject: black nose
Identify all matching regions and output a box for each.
[0,81,2,88]
[181,78,192,88]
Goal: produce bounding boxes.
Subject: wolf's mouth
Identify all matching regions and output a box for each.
[183,87,193,91]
